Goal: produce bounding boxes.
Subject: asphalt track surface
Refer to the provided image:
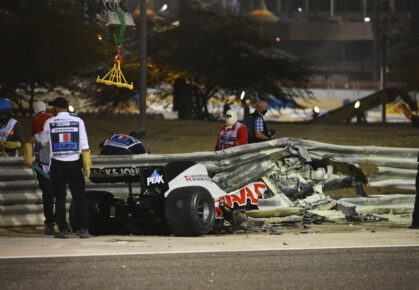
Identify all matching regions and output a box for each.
[1,246,418,290]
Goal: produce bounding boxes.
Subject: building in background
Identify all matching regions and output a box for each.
[125,0,415,121]
[127,0,412,84]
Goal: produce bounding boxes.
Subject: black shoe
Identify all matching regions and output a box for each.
[54,229,72,239]
[79,228,92,238]
[408,224,419,229]
[44,223,55,235]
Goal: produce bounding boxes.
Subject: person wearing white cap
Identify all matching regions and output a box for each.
[32,101,51,135]
[214,109,248,151]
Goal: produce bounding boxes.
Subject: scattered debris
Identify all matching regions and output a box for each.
[341,206,389,223]
[302,212,330,225]
[237,152,415,232]
[269,231,283,236]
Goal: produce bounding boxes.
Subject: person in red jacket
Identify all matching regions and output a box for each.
[31,101,55,235]
[215,110,248,151]
[32,101,52,135]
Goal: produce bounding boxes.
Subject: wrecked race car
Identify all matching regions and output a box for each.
[69,161,266,236]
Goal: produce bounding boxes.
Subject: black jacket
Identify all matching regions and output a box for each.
[245,111,269,143]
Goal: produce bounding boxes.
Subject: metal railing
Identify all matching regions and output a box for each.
[0,137,416,226]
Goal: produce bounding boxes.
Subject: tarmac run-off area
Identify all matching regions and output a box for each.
[0,223,418,258]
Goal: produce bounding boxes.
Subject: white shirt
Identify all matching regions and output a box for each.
[36,112,89,162]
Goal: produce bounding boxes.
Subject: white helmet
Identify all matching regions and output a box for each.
[33,101,46,115]
[225,110,237,129]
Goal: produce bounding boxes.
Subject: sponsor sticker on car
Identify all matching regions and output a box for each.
[214,182,267,219]
[147,170,164,185]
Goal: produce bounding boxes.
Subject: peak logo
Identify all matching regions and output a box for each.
[147,170,164,186]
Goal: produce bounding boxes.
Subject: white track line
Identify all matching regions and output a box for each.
[1,244,419,259]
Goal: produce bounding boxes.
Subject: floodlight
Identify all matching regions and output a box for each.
[159,4,168,12]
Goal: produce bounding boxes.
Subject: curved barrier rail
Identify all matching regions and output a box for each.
[0,137,416,226]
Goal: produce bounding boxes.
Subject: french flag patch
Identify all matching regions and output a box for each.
[59,133,71,142]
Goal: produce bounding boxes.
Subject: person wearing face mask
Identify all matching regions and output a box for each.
[246,100,275,143]
[215,109,248,151]
[0,98,24,157]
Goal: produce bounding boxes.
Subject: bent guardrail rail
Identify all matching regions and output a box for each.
[0,137,417,226]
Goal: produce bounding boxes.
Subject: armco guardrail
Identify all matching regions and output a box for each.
[0,137,417,226]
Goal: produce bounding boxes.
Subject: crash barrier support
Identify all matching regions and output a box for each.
[0,137,417,227]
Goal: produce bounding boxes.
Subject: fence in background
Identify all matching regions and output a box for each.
[0,138,417,226]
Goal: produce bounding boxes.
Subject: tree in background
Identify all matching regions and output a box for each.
[147,10,313,120]
[393,0,419,107]
[92,5,313,120]
[394,36,419,96]
[85,6,162,113]
[0,0,111,114]
[0,0,312,118]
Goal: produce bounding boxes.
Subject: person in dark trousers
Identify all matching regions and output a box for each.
[245,100,276,143]
[25,97,93,238]
[0,98,24,157]
[30,101,55,234]
[99,131,146,155]
[399,103,419,229]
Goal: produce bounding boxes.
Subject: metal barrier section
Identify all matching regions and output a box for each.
[0,137,417,226]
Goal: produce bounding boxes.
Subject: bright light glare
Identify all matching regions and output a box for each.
[159,4,168,12]
[240,91,246,100]
[275,36,280,42]
[68,105,75,113]
[297,7,303,12]
[97,34,103,41]
[313,106,320,114]
[364,17,371,22]
[354,101,361,109]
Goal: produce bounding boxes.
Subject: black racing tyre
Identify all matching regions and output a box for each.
[164,187,215,236]
[69,191,114,235]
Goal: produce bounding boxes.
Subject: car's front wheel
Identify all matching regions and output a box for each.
[164,187,215,236]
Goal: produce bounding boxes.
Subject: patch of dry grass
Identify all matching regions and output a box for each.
[17,114,419,154]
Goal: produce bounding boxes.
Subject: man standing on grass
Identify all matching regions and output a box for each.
[245,100,276,143]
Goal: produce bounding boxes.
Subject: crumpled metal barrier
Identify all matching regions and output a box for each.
[368,167,416,189]
[338,195,415,215]
[0,137,417,226]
